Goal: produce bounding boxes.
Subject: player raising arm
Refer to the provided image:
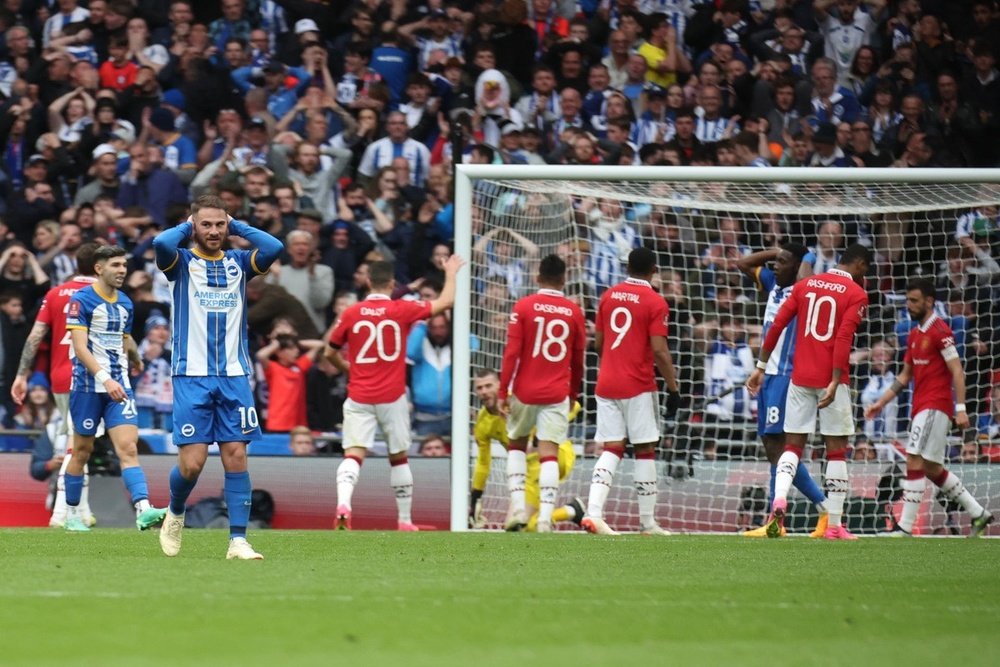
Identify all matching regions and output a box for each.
[736,244,829,538]
[746,243,872,540]
[582,248,679,536]
[498,255,586,533]
[326,256,464,530]
[153,195,283,560]
[63,246,166,532]
[11,242,101,527]
[865,278,993,537]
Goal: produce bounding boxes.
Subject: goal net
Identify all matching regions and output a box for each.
[450,166,1000,535]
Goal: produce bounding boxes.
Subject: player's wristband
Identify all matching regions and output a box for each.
[889,380,904,395]
[94,369,111,385]
[755,360,767,371]
[955,404,967,413]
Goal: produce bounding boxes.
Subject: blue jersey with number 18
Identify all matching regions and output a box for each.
[65,285,133,393]
[162,247,266,377]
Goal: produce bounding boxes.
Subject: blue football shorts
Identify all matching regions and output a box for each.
[70,389,138,436]
[757,373,790,437]
[172,375,261,446]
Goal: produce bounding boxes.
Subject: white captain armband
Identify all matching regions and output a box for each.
[941,345,960,362]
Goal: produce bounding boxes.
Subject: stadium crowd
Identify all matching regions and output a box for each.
[0,0,998,460]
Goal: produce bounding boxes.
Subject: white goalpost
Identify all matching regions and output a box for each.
[450,166,1000,534]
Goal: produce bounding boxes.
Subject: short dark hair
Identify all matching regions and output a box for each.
[841,243,873,267]
[369,260,395,288]
[76,242,102,276]
[474,367,498,379]
[94,245,127,263]
[733,131,758,151]
[627,247,657,277]
[192,193,227,214]
[779,242,809,262]
[537,254,566,283]
[906,276,937,299]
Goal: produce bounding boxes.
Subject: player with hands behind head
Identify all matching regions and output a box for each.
[153,195,284,560]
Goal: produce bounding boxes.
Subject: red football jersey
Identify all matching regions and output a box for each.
[595,278,670,399]
[329,295,431,404]
[35,276,98,393]
[762,268,868,388]
[904,313,958,417]
[499,289,586,404]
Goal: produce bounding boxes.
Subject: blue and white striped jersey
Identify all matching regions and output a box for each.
[66,285,133,393]
[162,248,259,377]
[757,267,796,377]
[154,220,283,378]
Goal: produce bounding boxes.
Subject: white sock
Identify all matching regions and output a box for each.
[587,450,622,519]
[134,499,151,513]
[824,459,849,529]
[336,457,362,510]
[934,470,985,518]
[506,449,527,515]
[390,462,414,524]
[80,467,92,521]
[537,459,559,526]
[634,457,658,530]
[773,451,800,504]
[898,476,925,533]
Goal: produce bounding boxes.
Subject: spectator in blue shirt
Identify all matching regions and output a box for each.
[116,142,188,228]
[232,61,312,120]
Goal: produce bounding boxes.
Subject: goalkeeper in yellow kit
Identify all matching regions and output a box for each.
[470,369,584,531]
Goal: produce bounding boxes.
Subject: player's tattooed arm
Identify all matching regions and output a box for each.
[11,322,49,404]
[16,321,49,377]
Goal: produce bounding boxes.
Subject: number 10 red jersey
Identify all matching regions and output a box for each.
[762,268,868,388]
[499,289,587,404]
[329,295,432,404]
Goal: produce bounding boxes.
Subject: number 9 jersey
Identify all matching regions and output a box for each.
[329,294,432,404]
[595,277,669,400]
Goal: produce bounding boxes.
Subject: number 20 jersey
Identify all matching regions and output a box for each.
[595,277,669,400]
[329,294,432,404]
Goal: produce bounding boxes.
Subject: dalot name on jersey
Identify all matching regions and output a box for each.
[360,306,387,316]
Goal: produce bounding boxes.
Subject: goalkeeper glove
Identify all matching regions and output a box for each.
[665,390,681,420]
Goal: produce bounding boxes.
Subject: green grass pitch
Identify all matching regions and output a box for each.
[1,530,997,667]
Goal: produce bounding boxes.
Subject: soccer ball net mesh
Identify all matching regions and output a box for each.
[467,175,1000,535]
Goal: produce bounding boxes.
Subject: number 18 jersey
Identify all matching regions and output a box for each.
[329,294,432,404]
[499,289,587,405]
[595,277,670,399]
